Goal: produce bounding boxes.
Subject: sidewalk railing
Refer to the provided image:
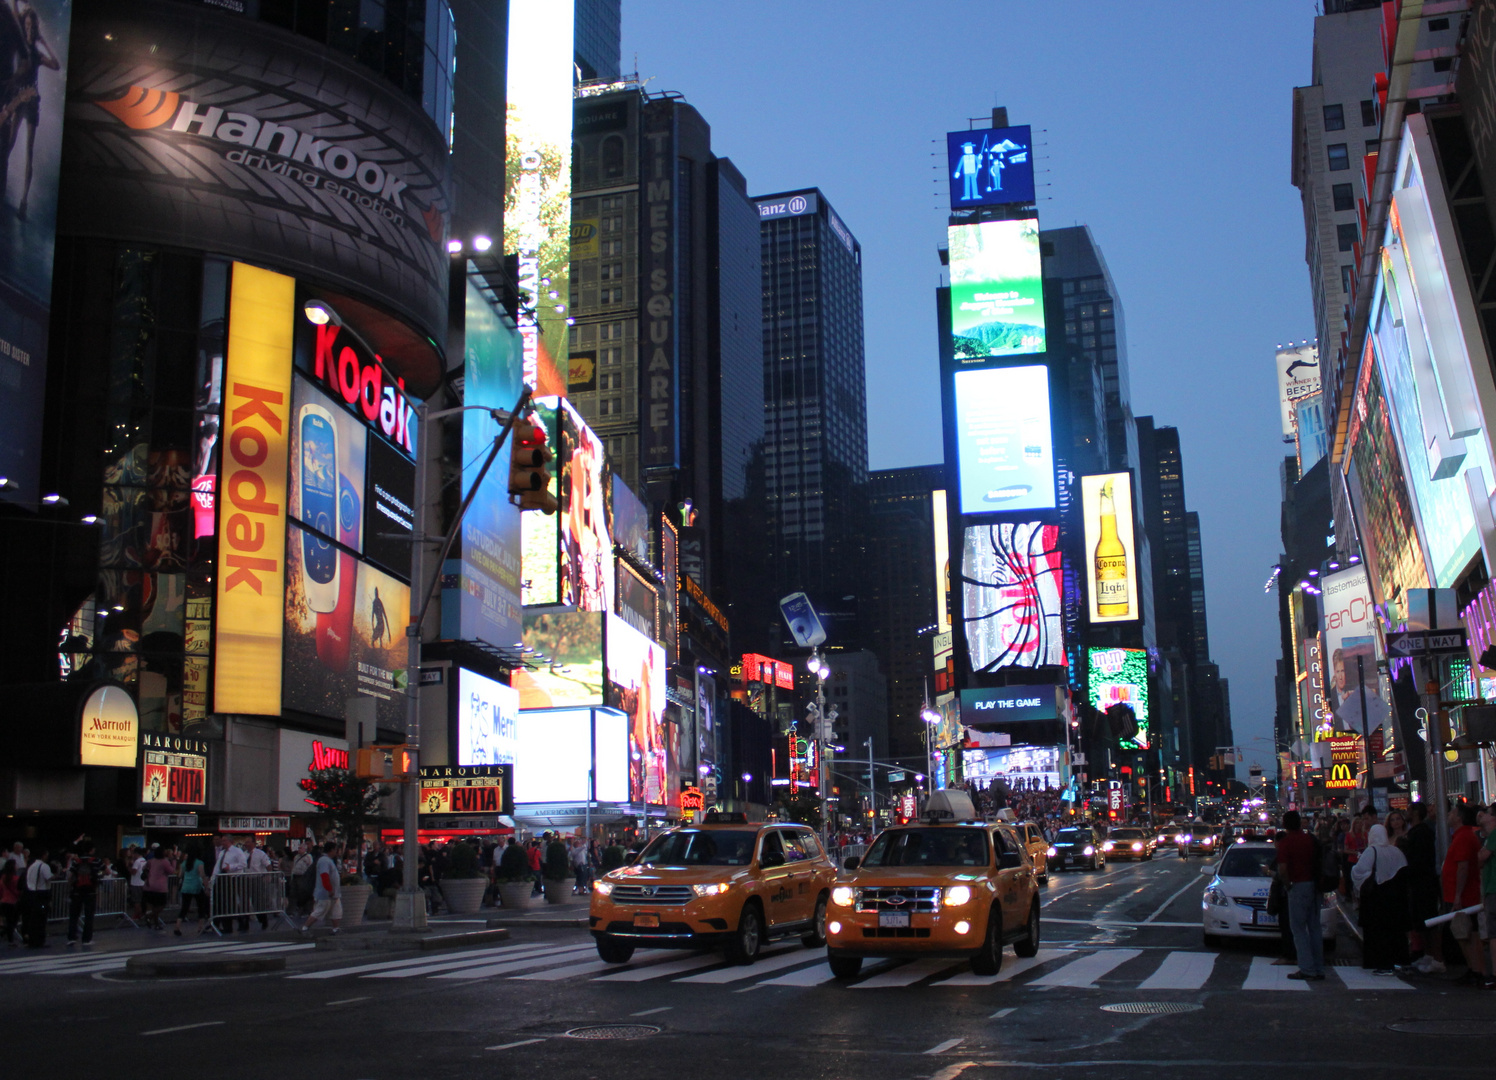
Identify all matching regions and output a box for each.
[45,879,137,926]
[207,871,295,932]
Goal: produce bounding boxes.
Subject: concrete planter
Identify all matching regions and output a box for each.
[497,882,536,911]
[340,884,373,928]
[543,876,576,905]
[440,877,488,915]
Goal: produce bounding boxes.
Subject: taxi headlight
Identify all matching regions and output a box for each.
[1202,837,1214,846]
[1131,842,1143,852]
[1083,845,1096,856]
[1046,846,1057,858]
[943,885,973,907]
[691,883,730,897]
[831,886,856,908]
[593,880,613,897]
[1101,841,1114,852]
[1181,834,1192,843]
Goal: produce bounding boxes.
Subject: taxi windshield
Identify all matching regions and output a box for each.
[1110,829,1145,839]
[637,830,757,867]
[863,828,989,867]
[1055,829,1090,842]
[1217,847,1278,877]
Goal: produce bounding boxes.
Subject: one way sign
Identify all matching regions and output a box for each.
[1384,629,1468,657]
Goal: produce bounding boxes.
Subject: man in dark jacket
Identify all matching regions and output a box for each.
[1403,801,1441,970]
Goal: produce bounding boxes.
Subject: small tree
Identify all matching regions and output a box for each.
[774,790,823,831]
[300,767,392,870]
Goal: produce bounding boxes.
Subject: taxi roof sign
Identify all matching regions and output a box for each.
[924,789,977,821]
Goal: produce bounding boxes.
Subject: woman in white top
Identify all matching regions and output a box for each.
[1352,823,1410,974]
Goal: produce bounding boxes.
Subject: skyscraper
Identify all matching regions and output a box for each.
[746,188,868,654]
[574,0,621,82]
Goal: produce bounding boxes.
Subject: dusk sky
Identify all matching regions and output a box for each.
[623,1,1322,770]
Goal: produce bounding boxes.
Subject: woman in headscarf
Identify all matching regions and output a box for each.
[1352,822,1409,974]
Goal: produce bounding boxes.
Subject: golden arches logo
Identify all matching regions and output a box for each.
[94,85,180,130]
[1327,762,1356,788]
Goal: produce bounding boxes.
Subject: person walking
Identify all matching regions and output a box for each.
[126,844,146,920]
[1476,803,1496,990]
[1403,801,1441,970]
[20,846,51,948]
[244,835,273,929]
[1443,801,1487,984]
[1277,810,1325,981]
[65,840,103,948]
[208,833,248,933]
[0,856,20,945]
[527,838,543,896]
[142,844,175,931]
[301,843,342,935]
[174,845,209,936]
[1353,823,1409,974]
[290,841,315,917]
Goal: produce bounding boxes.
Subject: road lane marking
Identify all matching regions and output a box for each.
[326,997,369,1006]
[1242,955,1311,991]
[756,962,834,987]
[486,1039,546,1051]
[288,942,562,980]
[1142,875,1210,924]
[1137,950,1217,990]
[631,1006,673,1016]
[925,1038,964,1055]
[142,1021,224,1036]
[595,952,726,982]
[935,949,1073,987]
[990,1007,1016,1018]
[676,948,820,984]
[1030,948,1141,988]
[852,957,960,988]
[1333,965,1413,990]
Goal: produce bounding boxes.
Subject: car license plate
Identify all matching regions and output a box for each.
[879,912,911,928]
[633,913,660,928]
[1253,910,1277,927]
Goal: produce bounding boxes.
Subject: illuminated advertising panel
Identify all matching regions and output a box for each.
[453,275,525,645]
[605,612,667,806]
[559,399,614,611]
[1325,735,1362,790]
[214,263,293,716]
[1080,473,1139,624]
[953,365,1055,514]
[1274,344,1320,443]
[284,523,410,728]
[140,733,207,808]
[948,219,1045,360]
[961,522,1064,671]
[958,685,1060,725]
[511,610,602,708]
[78,684,139,768]
[610,474,651,566]
[933,489,951,634]
[1087,647,1150,750]
[660,517,678,666]
[0,0,70,504]
[513,708,589,803]
[1321,566,1389,736]
[418,765,514,816]
[615,561,658,641]
[457,668,520,767]
[504,0,572,396]
[947,125,1034,208]
[963,745,1059,789]
[521,398,562,605]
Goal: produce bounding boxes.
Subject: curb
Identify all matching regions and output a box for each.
[314,927,512,952]
[125,954,287,977]
[486,915,590,930]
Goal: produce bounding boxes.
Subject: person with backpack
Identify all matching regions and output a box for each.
[1276,810,1326,981]
[1353,822,1409,973]
[173,844,209,936]
[65,839,103,947]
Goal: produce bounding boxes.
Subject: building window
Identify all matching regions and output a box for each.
[1341,265,1354,295]
[1323,103,1345,131]
[1365,139,1380,154]
[1331,183,1355,212]
[1433,57,1453,73]
[1336,221,1357,252]
[1360,100,1378,127]
[1430,16,1450,31]
[1327,143,1350,171]
[600,135,625,179]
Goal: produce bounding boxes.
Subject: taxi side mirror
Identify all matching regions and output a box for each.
[624,851,640,865]
[1199,864,1215,876]
[999,851,1023,870]
[843,856,860,871]
[761,851,785,868]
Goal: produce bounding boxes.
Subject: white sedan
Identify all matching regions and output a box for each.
[1200,842,1337,950]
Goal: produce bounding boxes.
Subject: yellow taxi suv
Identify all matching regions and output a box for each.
[590,814,837,965]
[826,790,1041,978]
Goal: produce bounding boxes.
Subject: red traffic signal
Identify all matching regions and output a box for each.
[508,417,557,513]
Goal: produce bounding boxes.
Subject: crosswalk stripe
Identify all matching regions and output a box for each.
[593,951,727,981]
[363,947,584,980]
[852,957,960,988]
[676,948,823,985]
[756,960,835,987]
[1138,950,1217,990]
[1333,965,1413,991]
[1242,955,1311,991]
[289,943,567,980]
[934,948,1073,986]
[428,944,600,981]
[1030,948,1141,988]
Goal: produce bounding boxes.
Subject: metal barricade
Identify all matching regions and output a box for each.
[207,871,293,932]
[46,878,137,927]
[837,843,868,865]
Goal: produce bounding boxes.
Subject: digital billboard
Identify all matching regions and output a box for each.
[1087,647,1149,750]
[559,399,614,611]
[0,0,69,504]
[289,375,367,555]
[963,745,1060,789]
[947,125,1034,208]
[521,398,562,605]
[1274,344,1320,443]
[1321,566,1388,736]
[609,473,651,566]
[452,275,525,646]
[140,733,207,808]
[1080,473,1139,624]
[615,561,658,641]
[456,668,519,768]
[953,365,1055,514]
[511,708,628,805]
[511,610,603,708]
[948,219,1045,360]
[605,612,667,806]
[959,685,1061,726]
[504,0,572,396]
[933,489,951,634]
[961,522,1064,671]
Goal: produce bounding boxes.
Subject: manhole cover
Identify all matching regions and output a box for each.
[563,1025,661,1041]
[1388,1020,1489,1037]
[1101,1002,1203,1016]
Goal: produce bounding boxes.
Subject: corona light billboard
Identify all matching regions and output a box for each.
[1081,473,1139,624]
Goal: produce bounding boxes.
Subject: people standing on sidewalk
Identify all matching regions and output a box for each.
[301,843,342,935]
[1,857,20,945]
[174,845,209,936]
[527,838,543,896]
[142,844,176,931]
[290,841,315,917]
[243,835,273,929]
[1442,800,1487,984]
[65,839,103,948]
[1476,803,1496,990]
[21,846,51,948]
[1352,823,1408,974]
[126,845,146,920]
[209,833,248,933]
[1402,801,1441,969]
[1277,810,1326,981]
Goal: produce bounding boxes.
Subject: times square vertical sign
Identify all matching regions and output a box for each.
[640,101,679,471]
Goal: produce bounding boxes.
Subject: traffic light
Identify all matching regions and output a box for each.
[508,416,557,513]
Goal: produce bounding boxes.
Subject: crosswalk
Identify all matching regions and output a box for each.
[0,938,314,977]
[282,940,1420,993]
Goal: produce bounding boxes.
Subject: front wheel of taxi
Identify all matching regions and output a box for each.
[595,935,636,964]
[1013,900,1041,958]
[828,952,863,979]
[801,893,829,948]
[725,901,763,965]
[969,906,1005,976]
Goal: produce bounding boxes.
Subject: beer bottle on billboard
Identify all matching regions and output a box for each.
[1094,479,1129,616]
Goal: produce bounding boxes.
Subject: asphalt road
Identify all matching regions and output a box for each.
[4,850,1493,1080]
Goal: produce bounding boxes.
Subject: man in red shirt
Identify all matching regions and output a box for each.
[1276,810,1324,980]
[1443,801,1486,982]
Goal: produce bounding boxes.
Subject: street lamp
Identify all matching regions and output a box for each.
[920,705,941,798]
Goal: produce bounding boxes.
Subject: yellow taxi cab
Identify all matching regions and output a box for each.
[826,790,1041,978]
[1005,813,1051,885]
[590,813,837,965]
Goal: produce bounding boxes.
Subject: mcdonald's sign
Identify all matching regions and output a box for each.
[1325,735,1362,790]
